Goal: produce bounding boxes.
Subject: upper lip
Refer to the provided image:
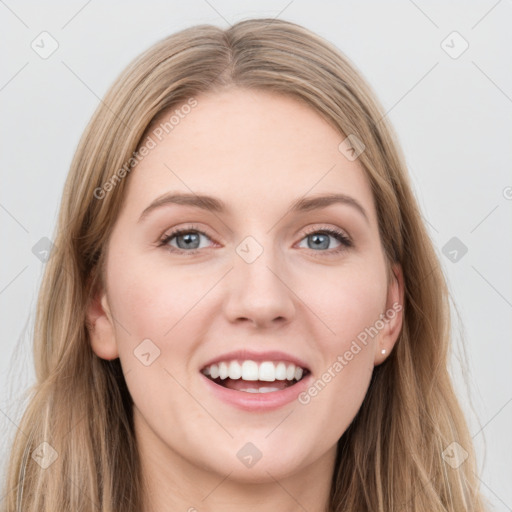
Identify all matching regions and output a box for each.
[200,349,310,372]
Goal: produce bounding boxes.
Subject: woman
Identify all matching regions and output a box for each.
[1,18,488,512]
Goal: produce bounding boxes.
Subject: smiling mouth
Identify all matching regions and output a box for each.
[201,360,310,393]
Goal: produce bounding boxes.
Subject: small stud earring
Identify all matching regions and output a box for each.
[381,349,386,355]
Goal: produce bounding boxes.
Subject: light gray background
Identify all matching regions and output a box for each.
[1,1,511,509]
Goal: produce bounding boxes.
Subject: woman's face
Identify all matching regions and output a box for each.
[88,88,403,483]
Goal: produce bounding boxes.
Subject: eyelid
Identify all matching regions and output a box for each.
[160,223,211,241]
[158,223,218,249]
[299,224,352,243]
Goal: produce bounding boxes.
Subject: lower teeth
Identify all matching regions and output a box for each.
[209,376,300,393]
[242,387,282,394]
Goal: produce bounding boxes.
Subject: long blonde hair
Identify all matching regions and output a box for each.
[2,18,489,511]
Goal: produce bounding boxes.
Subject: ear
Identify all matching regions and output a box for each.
[86,282,119,360]
[374,262,404,365]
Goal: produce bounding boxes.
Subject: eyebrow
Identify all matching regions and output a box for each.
[138,192,369,224]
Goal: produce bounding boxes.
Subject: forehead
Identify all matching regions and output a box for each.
[122,88,376,224]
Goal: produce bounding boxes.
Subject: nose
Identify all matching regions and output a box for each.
[223,241,296,329]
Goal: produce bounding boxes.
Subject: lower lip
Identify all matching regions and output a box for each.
[200,372,313,412]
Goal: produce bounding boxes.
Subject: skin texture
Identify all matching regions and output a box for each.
[87,88,404,512]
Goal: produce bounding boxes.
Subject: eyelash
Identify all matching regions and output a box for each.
[158,224,353,256]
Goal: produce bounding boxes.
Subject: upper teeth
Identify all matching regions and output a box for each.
[202,360,304,382]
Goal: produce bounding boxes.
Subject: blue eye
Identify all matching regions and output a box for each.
[158,225,352,255]
[297,228,352,254]
[160,227,212,253]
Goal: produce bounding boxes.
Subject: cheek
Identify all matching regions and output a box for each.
[303,259,388,346]
[106,258,206,417]
[107,255,211,343]
[106,254,220,411]
[294,261,386,422]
